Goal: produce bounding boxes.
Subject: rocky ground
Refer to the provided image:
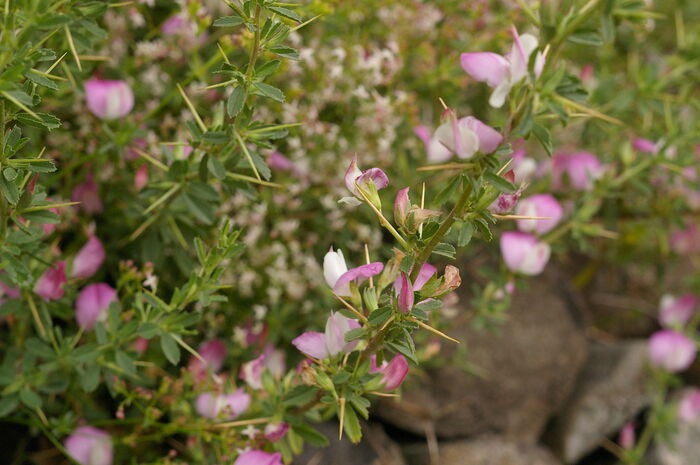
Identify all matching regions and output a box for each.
[295,259,699,465]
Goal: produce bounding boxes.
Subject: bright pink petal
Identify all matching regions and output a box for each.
[71,236,105,279]
[381,354,409,390]
[75,283,118,330]
[334,262,384,294]
[460,52,508,87]
[234,450,283,465]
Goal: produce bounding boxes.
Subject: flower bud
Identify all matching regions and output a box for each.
[75,283,118,330]
[85,78,134,120]
[234,450,283,465]
[434,265,462,296]
[34,261,67,301]
[394,188,410,228]
[649,329,696,372]
[397,273,414,313]
[500,231,551,275]
[71,236,106,279]
[323,247,349,295]
[64,426,113,465]
[618,422,635,450]
[379,354,409,390]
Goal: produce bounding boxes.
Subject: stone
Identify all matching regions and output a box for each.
[294,421,406,465]
[545,340,652,463]
[375,265,588,441]
[404,435,563,465]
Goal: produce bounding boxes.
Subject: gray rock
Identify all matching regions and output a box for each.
[376,267,588,441]
[545,340,652,463]
[295,421,406,465]
[404,435,563,465]
[650,389,700,465]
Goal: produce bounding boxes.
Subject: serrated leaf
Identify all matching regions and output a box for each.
[213,15,244,27]
[25,72,58,90]
[342,405,362,443]
[80,364,101,392]
[227,86,246,117]
[16,112,61,130]
[368,307,392,326]
[432,242,456,259]
[268,45,299,60]
[532,124,553,157]
[21,210,59,224]
[458,221,474,247]
[3,167,17,181]
[0,177,19,204]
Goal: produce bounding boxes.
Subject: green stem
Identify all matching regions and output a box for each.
[245,5,262,81]
[410,182,473,282]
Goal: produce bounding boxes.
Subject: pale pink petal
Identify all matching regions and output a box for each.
[460,52,509,87]
[292,332,328,359]
[460,116,503,154]
[75,283,118,330]
[71,236,105,279]
[649,330,696,372]
[333,262,384,295]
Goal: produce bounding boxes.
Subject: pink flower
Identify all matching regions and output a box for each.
[134,165,148,190]
[341,157,389,206]
[323,247,383,296]
[75,283,118,330]
[648,330,696,372]
[551,152,604,191]
[679,389,700,422]
[460,26,541,108]
[515,194,563,235]
[632,137,658,154]
[500,231,551,275]
[292,312,360,360]
[670,223,700,254]
[264,422,290,442]
[430,112,503,161]
[396,273,414,313]
[71,173,103,214]
[618,422,635,449]
[489,170,522,214]
[195,388,251,420]
[414,264,437,291]
[71,236,105,279]
[393,187,441,232]
[34,261,67,301]
[84,78,134,120]
[370,354,409,390]
[188,339,227,379]
[64,426,113,465]
[659,294,698,328]
[234,450,283,465]
[239,346,285,390]
[268,151,298,174]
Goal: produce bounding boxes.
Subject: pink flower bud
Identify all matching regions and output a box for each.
[134,165,148,191]
[649,330,696,372]
[618,422,635,449]
[85,78,134,120]
[515,194,563,235]
[71,173,103,214]
[679,388,700,422]
[342,157,389,205]
[375,354,409,390]
[394,188,410,227]
[71,236,105,279]
[234,450,283,465]
[188,339,227,379]
[659,294,698,328]
[632,137,658,154]
[323,247,349,294]
[264,422,289,442]
[34,261,67,301]
[397,273,414,313]
[75,283,118,330]
[64,426,113,465]
[195,388,251,420]
[500,231,551,275]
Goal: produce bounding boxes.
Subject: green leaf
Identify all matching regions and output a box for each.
[253,82,285,102]
[160,333,181,365]
[568,31,603,46]
[80,364,101,392]
[368,307,392,326]
[213,16,244,27]
[532,124,553,157]
[25,72,59,90]
[21,210,59,224]
[484,172,516,193]
[138,322,159,339]
[458,221,474,247]
[19,389,42,409]
[3,167,17,182]
[16,112,61,130]
[227,86,246,117]
[432,242,456,259]
[0,396,18,416]
[268,6,302,22]
[342,405,362,443]
[344,328,366,342]
[255,60,281,78]
[293,424,329,447]
[283,385,318,407]
[0,177,19,204]
[207,156,226,180]
[268,45,299,60]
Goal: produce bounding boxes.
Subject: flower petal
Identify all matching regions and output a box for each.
[460,52,509,87]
